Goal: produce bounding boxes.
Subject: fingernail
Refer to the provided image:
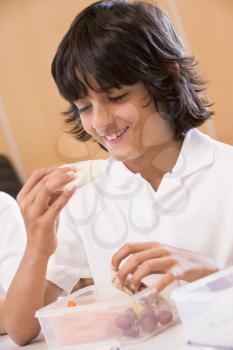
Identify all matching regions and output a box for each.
[67,171,76,177]
[131,282,138,291]
[65,185,77,193]
[115,276,122,286]
[68,165,77,172]
[131,284,136,291]
[112,264,116,272]
[127,273,133,281]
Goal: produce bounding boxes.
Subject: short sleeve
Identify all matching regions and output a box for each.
[0,192,26,293]
[46,204,92,294]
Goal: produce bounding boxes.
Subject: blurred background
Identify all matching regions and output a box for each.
[0,0,233,197]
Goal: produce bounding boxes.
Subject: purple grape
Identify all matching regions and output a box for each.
[158,310,173,325]
[141,306,156,318]
[140,307,158,333]
[115,308,141,338]
[115,314,133,330]
[115,309,138,330]
[140,317,158,333]
[122,325,140,338]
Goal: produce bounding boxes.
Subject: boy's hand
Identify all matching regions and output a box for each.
[17,166,77,257]
[112,242,219,293]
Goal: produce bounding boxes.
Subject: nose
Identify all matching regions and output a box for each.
[92,103,114,133]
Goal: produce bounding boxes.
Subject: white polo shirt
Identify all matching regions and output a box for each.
[0,192,26,293]
[47,128,233,293]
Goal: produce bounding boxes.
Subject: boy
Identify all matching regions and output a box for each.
[5,0,233,345]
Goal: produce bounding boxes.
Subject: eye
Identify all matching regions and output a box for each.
[78,104,92,114]
[109,93,128,102]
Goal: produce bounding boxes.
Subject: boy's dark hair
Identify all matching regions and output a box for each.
[51,0,213,147]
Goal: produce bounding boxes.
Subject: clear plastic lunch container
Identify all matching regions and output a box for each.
[171,266,233,348]
[36,284,178,349]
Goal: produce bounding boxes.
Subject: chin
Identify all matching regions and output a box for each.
[109,147,141,162]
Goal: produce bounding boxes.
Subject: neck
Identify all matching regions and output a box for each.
[123,138,183,191]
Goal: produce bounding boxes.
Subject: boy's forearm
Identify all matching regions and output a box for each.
[4,166,75,345]
[0,297,6,335]
[4,246,49,345]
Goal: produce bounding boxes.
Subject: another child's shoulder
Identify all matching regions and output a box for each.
[0,192,17,210]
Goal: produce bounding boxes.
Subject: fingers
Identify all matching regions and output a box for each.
[129,257,175,291]
[42,186,76,226]
[30,167,76,204]
[153,272,176,294]
[116,248,170,284]
[17,166,57,202]
[25,187,76,257]
[112,242,178,293]
[112,242,158,271]
[19,167,77,212]
[32,170,76,216]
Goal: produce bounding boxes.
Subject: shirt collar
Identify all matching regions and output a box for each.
[172,128,214,178]
[105,157,140,188]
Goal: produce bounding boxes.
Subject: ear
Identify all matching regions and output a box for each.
[168,62,180,75]
[174,62,180,74]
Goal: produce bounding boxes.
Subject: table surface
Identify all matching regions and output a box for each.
[0,324,214,350]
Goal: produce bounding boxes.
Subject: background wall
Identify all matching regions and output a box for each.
[0,0,232,180]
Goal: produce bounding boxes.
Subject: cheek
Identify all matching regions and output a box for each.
[141,113,173,146]
[117,103,141,124]
[80,117,93,135]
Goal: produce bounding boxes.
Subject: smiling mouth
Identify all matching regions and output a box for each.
[104,126,130,143]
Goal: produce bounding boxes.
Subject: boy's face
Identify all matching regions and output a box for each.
[75,82,174,161]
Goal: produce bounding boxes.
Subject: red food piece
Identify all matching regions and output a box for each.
[158,310,173,325]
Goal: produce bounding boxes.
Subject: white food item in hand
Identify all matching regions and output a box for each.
[61,159,107,189]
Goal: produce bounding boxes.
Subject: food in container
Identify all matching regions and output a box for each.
[36,284,177,348]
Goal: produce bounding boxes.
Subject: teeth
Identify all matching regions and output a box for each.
[106,127,128,141]
[106,133,118,141]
